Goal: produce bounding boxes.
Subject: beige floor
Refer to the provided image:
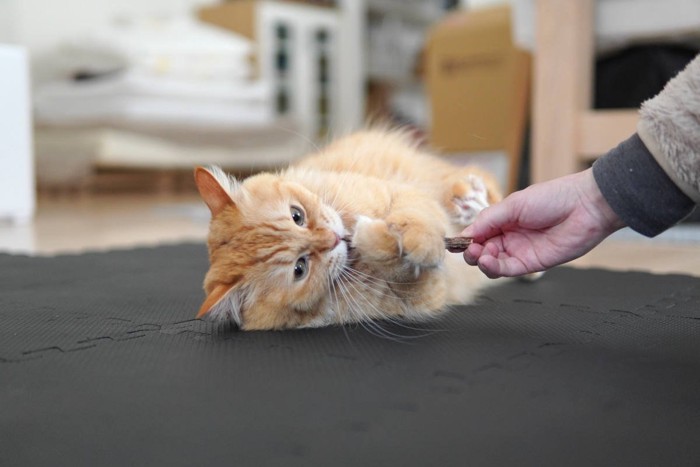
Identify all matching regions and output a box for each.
[0,194,208,256]
[1,193,699,278]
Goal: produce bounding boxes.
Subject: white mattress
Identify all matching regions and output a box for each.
[56,15,255,81]
[34,123,312,185]
[34,72,275,129]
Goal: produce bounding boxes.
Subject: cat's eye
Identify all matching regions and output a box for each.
[293,256,309,280]
[290,206,305,226]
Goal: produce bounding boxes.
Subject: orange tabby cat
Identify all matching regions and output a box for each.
[194,129,502,330]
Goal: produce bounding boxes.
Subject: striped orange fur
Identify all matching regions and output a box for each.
[194,129,503,330]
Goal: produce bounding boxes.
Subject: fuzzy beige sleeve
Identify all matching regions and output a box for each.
[637,54,700,204]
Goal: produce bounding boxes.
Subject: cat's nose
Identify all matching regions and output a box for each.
[322,232,340,251]
[317,230,341,252]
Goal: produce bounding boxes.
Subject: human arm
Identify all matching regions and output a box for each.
[461,55,700,278]
[461,168,625,278]
[592,53,700,237]
[463,132,695,278]
[636,54,700,205]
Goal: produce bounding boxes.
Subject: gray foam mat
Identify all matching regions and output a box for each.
[1,244,699,466]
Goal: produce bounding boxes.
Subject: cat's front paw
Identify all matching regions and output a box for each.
[352,215,445,271]
[398,221,445,269]
[352,215,401,264]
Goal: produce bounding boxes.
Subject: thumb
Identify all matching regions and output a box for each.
[460,204,508,242]
[460,224,475,239]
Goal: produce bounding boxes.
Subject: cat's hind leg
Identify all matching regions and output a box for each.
[443,168,545,282]
[443,168,503,229]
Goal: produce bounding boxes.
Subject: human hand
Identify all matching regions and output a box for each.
[461,169,626,278]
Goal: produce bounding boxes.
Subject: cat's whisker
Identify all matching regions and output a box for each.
[340,268,421,300]
[274,124,322,153]
[340,268,420,302]
[335,275,378,333]
[336,270,424,342]
[334,276,383,334]
[376,313,446,335]
[336,268,444,337]
[327,176,355,212]
[326,271,354,343]
[344,266,426,291]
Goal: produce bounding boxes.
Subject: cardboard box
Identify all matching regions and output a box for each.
[198,1,335,43]
[425,5,531,191]
[199,1,258,42]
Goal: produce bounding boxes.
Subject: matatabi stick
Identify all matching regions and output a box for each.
[444,237,473,252]
[342,235,473,252]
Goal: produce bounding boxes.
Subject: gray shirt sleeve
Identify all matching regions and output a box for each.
[592,133,695,237]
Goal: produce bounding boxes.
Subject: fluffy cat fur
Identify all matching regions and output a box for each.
[195,129,502,331]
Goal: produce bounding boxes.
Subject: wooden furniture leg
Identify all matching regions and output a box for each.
[532,0,639,183]
[532,0,594,183]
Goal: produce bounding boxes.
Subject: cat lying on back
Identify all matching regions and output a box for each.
[194,129,502,330]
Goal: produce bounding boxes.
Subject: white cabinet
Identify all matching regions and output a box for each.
[0,45,34,224]
[200,0,365,141]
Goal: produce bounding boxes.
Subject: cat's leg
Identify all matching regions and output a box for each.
[442,168,503,229]
[347,216,450,322]
[442,169,545,282]
[352,192,446,282]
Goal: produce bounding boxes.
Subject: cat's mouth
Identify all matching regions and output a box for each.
[341,234,353,249]
[340,234,359,265]
[341,234,357,254]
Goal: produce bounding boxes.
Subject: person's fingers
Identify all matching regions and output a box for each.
[476,255,502,279]
[478,254,530,278]
[475,242,508,278]
[460,224,475,238]
[482,242,501,257]
[463,243,483,266]
[463,237,507,265]
[461,201,518,242]
[477,240,529,277]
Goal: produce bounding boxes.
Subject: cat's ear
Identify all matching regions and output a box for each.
[194,166,236,217]
[197,283,229,318]
[197,277,245,325]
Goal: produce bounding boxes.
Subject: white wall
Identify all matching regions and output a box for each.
[0,45,34,223]
[2,0,218,54]
[0,0,18,43]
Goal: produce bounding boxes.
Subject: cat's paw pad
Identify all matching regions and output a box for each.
[450,174,490,226]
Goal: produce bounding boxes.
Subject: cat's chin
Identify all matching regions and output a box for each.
[327,241,349,284]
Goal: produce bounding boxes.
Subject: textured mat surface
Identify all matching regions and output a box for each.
[1,244,699,467]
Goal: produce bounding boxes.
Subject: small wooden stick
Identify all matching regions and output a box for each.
[444,236,473,252]
[343,235,473,252]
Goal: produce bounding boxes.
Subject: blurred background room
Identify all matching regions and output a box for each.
[0,0,699,275]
